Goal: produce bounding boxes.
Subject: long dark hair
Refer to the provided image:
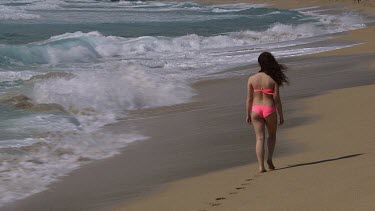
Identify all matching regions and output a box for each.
[258,52,289,86]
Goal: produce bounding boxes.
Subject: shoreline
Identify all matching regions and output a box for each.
[2,1,375,211]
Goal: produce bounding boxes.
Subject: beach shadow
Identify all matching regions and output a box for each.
[277,153,363,170]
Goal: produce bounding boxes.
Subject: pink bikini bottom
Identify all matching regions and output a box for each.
[252,105,276,118]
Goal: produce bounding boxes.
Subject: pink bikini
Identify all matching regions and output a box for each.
[252,88,277,118]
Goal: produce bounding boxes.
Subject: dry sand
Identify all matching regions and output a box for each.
[112,1,375,211]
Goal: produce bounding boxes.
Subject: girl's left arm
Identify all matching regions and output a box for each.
[246,78,253,124]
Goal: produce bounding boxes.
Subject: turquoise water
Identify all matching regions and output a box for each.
[0,0,365,207]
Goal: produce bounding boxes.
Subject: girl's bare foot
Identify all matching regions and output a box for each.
[267,160,275,170]
[259,168,267,173]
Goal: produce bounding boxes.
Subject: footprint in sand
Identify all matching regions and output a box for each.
[236,187,245,190]
[209,202,221,206]
[229,192,238,195]
[245,178,253,181]
[241,183,250,186]
[215,197,226,201]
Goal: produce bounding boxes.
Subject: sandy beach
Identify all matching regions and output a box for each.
[117,84,375,211]
[111,1,375,211]
[1,1,375,211]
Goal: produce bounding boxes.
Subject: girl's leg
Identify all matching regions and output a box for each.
[251,113,266,173]
[265,112,278,170]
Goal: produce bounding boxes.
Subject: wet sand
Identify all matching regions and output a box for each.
[2,1,375,211]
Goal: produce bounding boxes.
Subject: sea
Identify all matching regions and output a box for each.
[0,0,366,207]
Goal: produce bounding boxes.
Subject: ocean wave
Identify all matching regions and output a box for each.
[316,12,365,31]
[0,11,364,66]
[31,63,195,130]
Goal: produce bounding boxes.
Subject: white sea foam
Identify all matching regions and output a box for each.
[0,132,146,206]
[0,0,63,11]
[317,12,365,31]
[293,6,322,11]
[0,5,40,20]
[31,64,195,130]
[0,70,39,82]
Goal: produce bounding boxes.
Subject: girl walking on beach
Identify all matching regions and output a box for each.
[246,52,288,173]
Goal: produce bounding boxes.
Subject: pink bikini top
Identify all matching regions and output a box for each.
[253,88,274,95]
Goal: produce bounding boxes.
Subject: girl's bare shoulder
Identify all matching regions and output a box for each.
[249,72,261,80]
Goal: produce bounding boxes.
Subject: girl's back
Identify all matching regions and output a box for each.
[251,72,276,106]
